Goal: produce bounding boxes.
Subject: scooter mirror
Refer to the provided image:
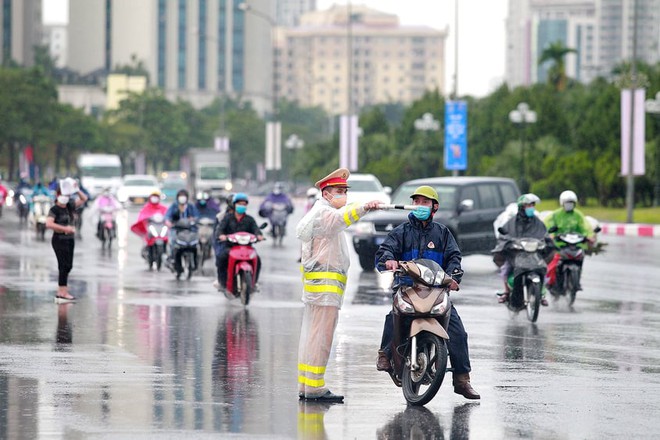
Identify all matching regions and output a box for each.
[497,227,508,235]
[259,222,268,229]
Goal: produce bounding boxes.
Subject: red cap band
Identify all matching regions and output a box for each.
[319,177,349,190]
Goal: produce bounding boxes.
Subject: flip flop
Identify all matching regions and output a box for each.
[54,295,77,303]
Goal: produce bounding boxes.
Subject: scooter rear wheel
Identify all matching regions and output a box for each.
[401,332,447,406]
[239,270,252,306]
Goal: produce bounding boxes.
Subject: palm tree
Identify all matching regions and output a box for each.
[539,40,577,91]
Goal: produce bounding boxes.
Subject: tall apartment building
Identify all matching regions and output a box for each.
[66,0,275,113]
[0,0,42,66]
[276,0,315,27]
[277,5,446,115]
[42,24,67,68]
[506,0,660,88]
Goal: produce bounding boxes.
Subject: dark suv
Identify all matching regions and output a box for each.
[351,176,521,270]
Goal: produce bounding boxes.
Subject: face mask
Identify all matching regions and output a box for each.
[412,205,432,221]
[235,205,247,215]
[199,200,207,206]
[563,202,575,212]
[328,193,347,208]
[524,207,536,217]
[57,195,69,205]
[273,189,281,195]
[177,196,187,205]
[150,196,160,204]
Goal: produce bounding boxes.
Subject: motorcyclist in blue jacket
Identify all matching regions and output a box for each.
[375,185,480,400]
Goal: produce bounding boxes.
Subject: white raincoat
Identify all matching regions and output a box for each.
[296,197,369,397]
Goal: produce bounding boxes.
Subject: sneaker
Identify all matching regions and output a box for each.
[541,298,549,306]
[253,283,261,292]
[212,280,221,291]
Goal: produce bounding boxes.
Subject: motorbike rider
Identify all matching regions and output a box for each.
[130,191,168,247]
[374,185,480,400]
[93,187,122,239]
[212,193,265,292]
[258,182,294,236]
[0,177,8,217]
[296,168,381,402]
[496,193,552,305]
[195,191,220,219]
[543,190,595,291]
[165,189,199,265]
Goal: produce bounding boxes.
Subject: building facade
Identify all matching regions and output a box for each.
[65,0,274,113]
[276,0,315,27]
[0,0,42,66]
[277,5,446,115]
[506,0,660,88]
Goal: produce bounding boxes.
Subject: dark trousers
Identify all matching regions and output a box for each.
[52,236,75,286]
[379,304,472,375]
[215,247,261,286]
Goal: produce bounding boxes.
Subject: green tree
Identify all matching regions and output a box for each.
[538,40,577,92]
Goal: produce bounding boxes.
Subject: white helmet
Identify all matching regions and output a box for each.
[306,187,319,198]
[559,190,578,205]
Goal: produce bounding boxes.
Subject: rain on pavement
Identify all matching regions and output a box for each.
[1,197,660,439]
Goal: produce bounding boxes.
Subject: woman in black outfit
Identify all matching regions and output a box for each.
[46,183,88,302]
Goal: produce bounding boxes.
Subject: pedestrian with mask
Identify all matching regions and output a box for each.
[296,168,381,402]
[46,182,88,302]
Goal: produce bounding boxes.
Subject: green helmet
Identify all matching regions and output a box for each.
[517,193,540,206]
[410,186,439,204]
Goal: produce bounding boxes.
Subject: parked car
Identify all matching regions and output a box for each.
[346,173,392,205]
[351,176,521,270]
[117,174,160,205]
[160,170,188,201]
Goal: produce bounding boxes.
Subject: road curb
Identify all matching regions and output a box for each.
[600,222,660,238]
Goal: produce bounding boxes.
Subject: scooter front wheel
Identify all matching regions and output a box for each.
[402,332,447,406]
[239,270,252,306]
[525,279,541,322]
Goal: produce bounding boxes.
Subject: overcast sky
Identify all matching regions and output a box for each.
[43,0,508,97]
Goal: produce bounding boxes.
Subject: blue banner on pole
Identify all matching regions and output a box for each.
[444,101,468,171]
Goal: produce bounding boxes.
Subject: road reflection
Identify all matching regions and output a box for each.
[377,406,445,439]
[55,303,73,346]
[211,309,260,432]
[297,401,333,439]
[502,322,545,361]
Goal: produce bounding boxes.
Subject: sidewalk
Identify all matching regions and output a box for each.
[600,222,660,238]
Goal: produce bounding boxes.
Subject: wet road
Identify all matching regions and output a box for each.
[1,199,660,439]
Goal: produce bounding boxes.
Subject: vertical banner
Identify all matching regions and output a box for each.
[340,115,359,171]
[265,122,282,170]
[214,136,230,152]
[621,89,646,176]
[444,101,468,171]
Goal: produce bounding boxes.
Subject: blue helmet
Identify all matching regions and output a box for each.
[232,193,249,204]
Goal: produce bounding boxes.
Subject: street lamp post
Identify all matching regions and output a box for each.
[509,102,537,193]
[238,2,280,179]
[285,134,304,184]
[646,91,660,207]
[414,112,441,173]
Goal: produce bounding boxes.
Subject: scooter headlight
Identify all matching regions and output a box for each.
[431,294,449,315]
[160,226,168,237]
[395,292,415,314]
[148,225,158,237]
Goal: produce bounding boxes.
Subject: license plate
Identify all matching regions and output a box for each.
[133,197,145,204]
[375,237,386,245]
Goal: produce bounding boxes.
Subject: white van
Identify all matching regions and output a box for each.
[77,154,122,198]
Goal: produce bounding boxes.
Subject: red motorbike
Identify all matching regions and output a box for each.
[224,232,263,306]
[135,213,169,271]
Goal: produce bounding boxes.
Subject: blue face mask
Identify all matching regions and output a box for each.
[524,207,536,217]
[412,205,432,221]
[235,205,247,215]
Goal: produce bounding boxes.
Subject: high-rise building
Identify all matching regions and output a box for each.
[277,4,446,115]
[506,0,660,88]
[276,0,315,27]
[42,24,67,68]
[0,0,42,67]
[66,0,273,113]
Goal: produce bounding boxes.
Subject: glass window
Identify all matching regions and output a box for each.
[460,186,479,209]
[477,184,501,209]
[499,183,519,205]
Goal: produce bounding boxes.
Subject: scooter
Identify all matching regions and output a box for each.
[268,202,290,246]
[493,229,554,323]
[140,213,169,271]
[197,217,215,274]
[97,205,118,249]
[223,230,264,306]
[32,195,52,241]
[16,188,31,223]
[170,218,199,280]
[547,225,600,306]
[382,259,456,406]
